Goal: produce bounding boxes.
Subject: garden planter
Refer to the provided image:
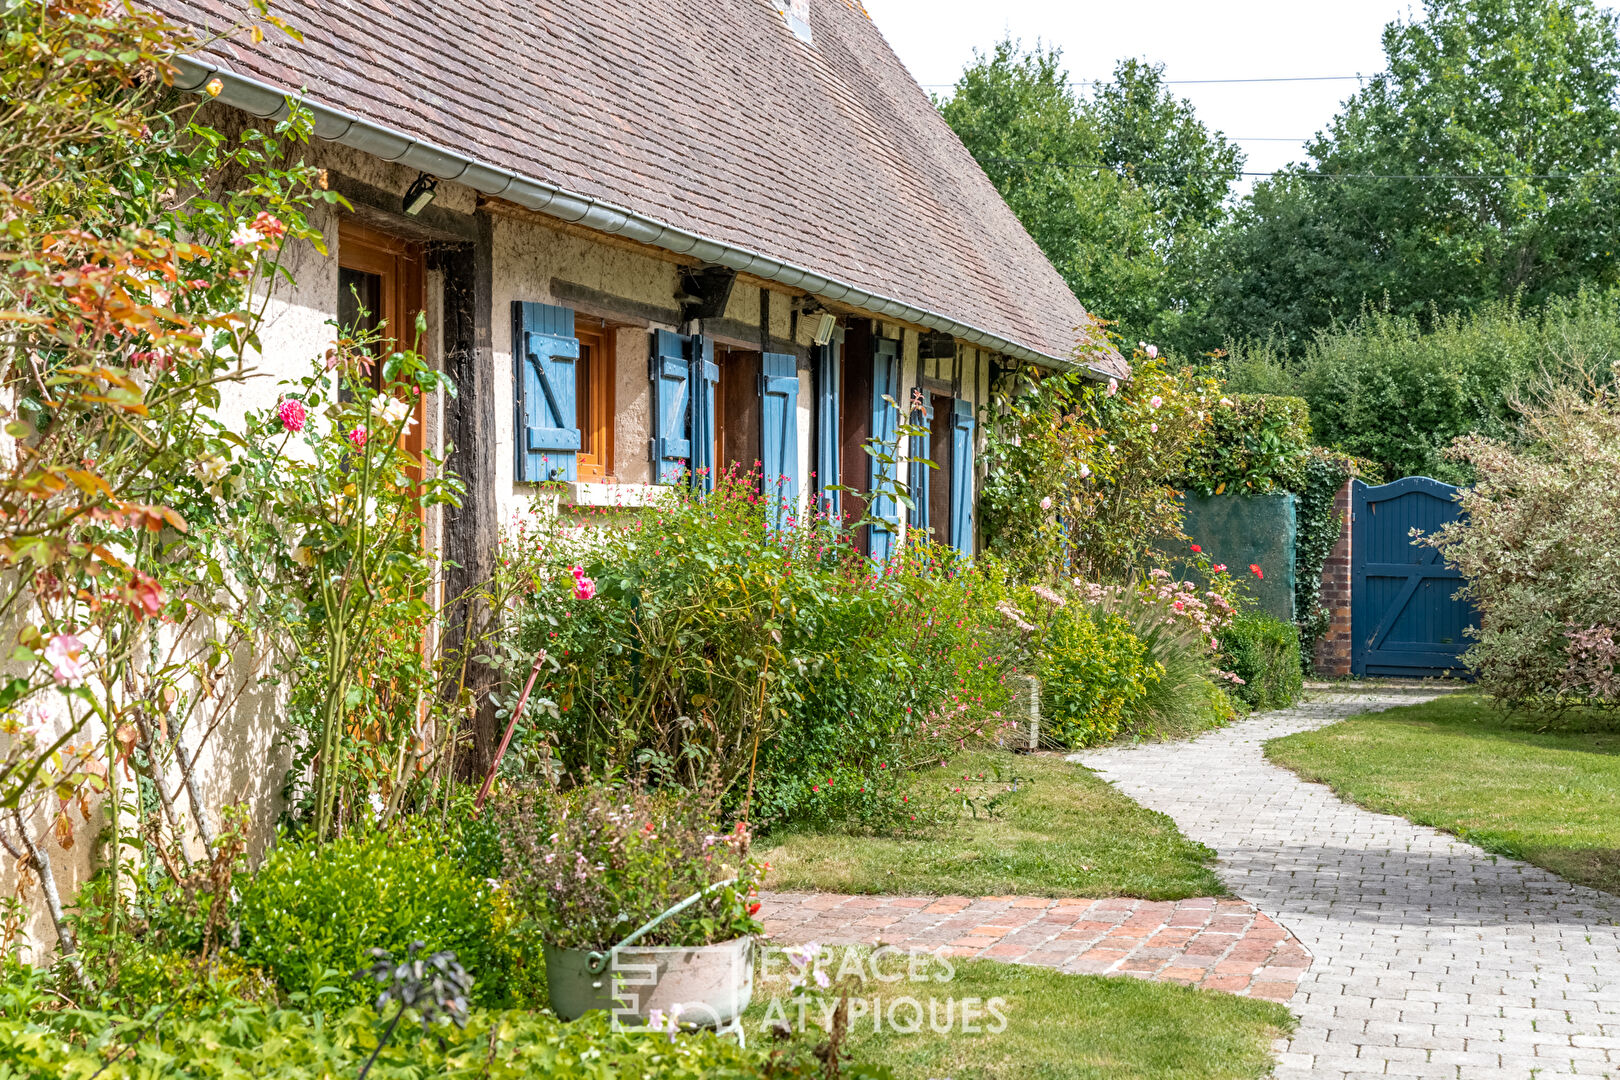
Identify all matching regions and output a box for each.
[544,935,755,1026]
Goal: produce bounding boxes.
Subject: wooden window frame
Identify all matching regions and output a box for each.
[572,319,616,481]
[338,219,426,470]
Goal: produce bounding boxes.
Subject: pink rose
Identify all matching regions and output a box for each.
[573,576,597,600]
[278,398,307,433]
[250,211,286,240]
[44,633,86,687]
[1149,395,1164,410]
[1039,496,1053,511]
[347,426,368,448]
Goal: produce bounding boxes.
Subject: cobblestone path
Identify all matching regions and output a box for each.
[1075,690,1620,1079]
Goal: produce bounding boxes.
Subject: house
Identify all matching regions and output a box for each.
[155,0,1122,598]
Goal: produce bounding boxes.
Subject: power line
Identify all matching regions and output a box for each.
[979,156,1620,180]
[921,74,1370,88]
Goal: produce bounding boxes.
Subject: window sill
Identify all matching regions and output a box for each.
[557,482,678,509]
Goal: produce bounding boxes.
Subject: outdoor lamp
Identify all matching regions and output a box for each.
[403,172,438,216]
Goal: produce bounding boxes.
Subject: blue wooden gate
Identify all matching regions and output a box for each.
[1351,477,1476,677]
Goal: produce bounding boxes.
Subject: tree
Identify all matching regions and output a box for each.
[1201,0,1620,351]
[939,42,1242,349]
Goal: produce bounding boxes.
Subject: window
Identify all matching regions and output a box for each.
[337,220,426,471]
[572,320,616,481]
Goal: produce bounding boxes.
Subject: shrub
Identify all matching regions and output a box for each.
[1220,613,1305,710]
[233,829,504,1010]
[1425,382,1620,709]
[1183,393,1312,497]
[0,995,862,1079]
[1035,603,1157,746]
[496,783,762,952]
[1223,292,1620,482]
[497,476,1016,831]
[981,347,1224,581]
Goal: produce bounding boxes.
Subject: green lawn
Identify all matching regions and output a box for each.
[746,954,1293,1080]
[1266,693,1620,894]
[760,750,1224,899]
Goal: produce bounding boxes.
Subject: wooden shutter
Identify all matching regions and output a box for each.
[760,352,800,530]
[688,335,719,493]
[909,397,933,538]
[814,341,840,521]
[868,337,901,562]
[513,301,581,483]
[949,397,975,557]
[651,329,691,484]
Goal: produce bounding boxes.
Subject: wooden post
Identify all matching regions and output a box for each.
[435,212,500,773]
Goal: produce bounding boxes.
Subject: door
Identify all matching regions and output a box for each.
[1350,476,1476,677]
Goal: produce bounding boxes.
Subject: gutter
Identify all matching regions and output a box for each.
[172,57,1114,380]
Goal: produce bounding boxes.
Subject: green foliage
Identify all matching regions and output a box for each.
[937,42,1241,345]
[1198,0,1620,351]
[498,476,1017,832]
[1034,603,1158,748]
[981,350,1224,582]
[1292,450,1357,663]
[496,784,763,952]
[1221,292,1620,482]
[232,829,504,1011]
[1183,394,1312,497]
[0,995,845,1079]
[1425,384,1620,709]
[1219,614,1305,710]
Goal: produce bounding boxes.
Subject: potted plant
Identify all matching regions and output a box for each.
[499,783,764,1030]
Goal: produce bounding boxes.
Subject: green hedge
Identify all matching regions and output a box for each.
[1183,394,1312,497]
[1220,613,1304,710]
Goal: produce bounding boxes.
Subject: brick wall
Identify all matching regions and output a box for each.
[1313,480,1354,676]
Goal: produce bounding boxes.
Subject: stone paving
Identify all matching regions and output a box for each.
[1075,689,1620,1079]
[758,892,1309,999]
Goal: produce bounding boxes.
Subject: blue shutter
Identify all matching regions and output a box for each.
[909,398,933,539]
[688,335,719,493]
[651,329,691,485]
[814,341,840,522]
[868,337,900,562]
[514,302,580,483]
[949,397,976,557]
[760,352,801,531]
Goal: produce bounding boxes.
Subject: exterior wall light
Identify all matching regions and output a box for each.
[403,172,438,216]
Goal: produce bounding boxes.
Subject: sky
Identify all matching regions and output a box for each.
[863,0,1419,189]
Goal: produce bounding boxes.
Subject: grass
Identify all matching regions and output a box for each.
[1266,693,1620,894]
[745,953,1294,1080]
[759,750,1224,899]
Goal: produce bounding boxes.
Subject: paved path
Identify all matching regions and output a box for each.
[760,892,1309,999]
[1075,690,1620,1079]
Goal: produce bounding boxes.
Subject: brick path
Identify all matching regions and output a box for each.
[759,892,1308,999]
[1075,689,1620,1079]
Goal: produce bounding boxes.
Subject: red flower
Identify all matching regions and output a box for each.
[1190,544,1202,553]
[747,903,761,917]
[1249,564,1264,579]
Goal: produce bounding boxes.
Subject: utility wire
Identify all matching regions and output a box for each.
[980,157,1620,180]
[920,74,1370,88]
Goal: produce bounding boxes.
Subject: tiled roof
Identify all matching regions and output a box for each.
[154,0,1123,375]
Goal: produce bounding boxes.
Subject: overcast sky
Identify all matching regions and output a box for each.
[863,0,1419,186]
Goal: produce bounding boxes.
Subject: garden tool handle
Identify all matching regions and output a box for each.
[585,877,739,976]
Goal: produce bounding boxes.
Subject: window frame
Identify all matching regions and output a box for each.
[570,318,616,481]
[337,219,427,473]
